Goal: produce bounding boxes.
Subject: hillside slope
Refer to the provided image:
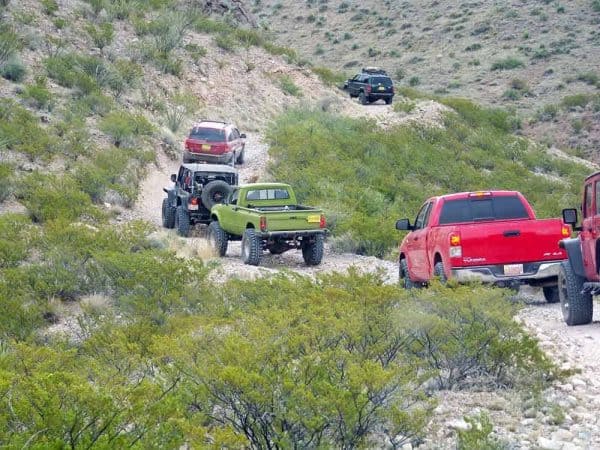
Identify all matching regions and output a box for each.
[254,0,600,158]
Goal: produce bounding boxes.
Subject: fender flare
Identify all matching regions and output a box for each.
[560,237,585,277]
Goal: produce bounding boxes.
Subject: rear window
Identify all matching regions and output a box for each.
[246,189,290,201]
[370,76,392,86]
[189,128,226,141]
[438,196,529,225]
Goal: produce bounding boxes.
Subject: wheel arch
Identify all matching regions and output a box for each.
[560,237,586,277]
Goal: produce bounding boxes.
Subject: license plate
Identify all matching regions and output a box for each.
[307,214,321,223]
[201,144,211,152]
[504,264,523,276]
[378,86,385,91]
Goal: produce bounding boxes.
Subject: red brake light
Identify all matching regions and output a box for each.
[259,216,267,232]
[319,214,326,229]
[468,191,492,198]
[365,85,372,93]
[190,197,199,206]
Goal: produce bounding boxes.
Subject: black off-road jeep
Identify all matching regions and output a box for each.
[344,67,394,105]
[162,163,238,237]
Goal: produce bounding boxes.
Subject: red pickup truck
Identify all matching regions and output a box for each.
[395,191,571,301]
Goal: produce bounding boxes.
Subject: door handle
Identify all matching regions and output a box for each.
[503,230,520,237]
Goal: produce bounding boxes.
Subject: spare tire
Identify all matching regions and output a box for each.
[201,180,232,210]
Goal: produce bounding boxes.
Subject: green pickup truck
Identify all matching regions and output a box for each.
[208,183,327,266]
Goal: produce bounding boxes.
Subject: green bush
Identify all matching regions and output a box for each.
[0,55,26,81]
[19,76,53,110]
[100,110,155,147]
[0,24,20,67]
[19,173,99,223]
[0,163,12,202]
[85,22,114,50]
[491,57,524,70]
[561,93,591,109]
[214,33,237,51]
[312,66,346,85]
[278,75,302,96]
[593,0,600,12]
[41,0,58,15]
[577,71,599,86]
[457,412,506,450]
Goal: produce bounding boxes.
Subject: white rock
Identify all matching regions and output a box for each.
[445,419,471,431]
[537,437,563,450]
[571,378,587,388]
[552,429,574,441]
[562,443,583,450]
[560,383,574,393]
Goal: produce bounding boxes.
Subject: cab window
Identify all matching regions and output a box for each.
[414,202,432,230]
[584,183,593,217]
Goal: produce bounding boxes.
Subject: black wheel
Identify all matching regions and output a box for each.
[399,258,417,289]
[359,91,368,105]
[162,198,176,229]
[207,221,228,256]
[434,261,447,283]
[385,98,393,105]
[236,147,245,165]
[241,229,261,266]
[201,180,232,211]
[558,261,592,326]
[302,234,324,266]
[543,286,560,303]
[175,206,191,237]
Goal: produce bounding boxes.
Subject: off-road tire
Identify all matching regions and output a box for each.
[302,234,324,266]
[399,258,417,289]
[385,98,393,105]
[434,261,447,283]
[207,221,228,256]
[236,147,245,165]
[558,261,592,326]
[201,180,232,210]
[162,198,176,229]
[542,286,560,304]
[359,91,368,105]
[175,206,191,237]
[241,229,261,266]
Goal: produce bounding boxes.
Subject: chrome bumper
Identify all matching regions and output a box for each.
[451,261,562,284]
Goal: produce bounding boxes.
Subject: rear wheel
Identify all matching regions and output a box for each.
[241,229,261,266]
[236,147,245,165]
[302,234,324,266]
[399,258,417,289]
[207,221,228,256]
[559,261,592,326]
[385,97,393,105]
[162,198,176,229]
[434,261,447,283]
[359,91,368,105]
[175,206,191,237]
[543,286,560,303]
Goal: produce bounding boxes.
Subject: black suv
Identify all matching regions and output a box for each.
[162,163,238,237]
[344,67,394,105]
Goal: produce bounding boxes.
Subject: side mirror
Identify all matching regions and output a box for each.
[240,133,247,139]
[562,208,578,227]
[171,174,176,183]
[395,218,413,231]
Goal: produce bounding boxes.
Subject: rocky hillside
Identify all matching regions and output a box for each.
[253,0,600,159]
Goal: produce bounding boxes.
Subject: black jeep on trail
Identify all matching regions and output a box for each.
[344,67,394,105]
[162,163,238,237]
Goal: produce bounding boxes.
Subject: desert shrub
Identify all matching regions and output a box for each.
[278,75,302,96]
[577,71,599,86]
[214,33,237,51]
[408,76,420,86]
[0,56,26,81]
[503,89,521,100]
[184,43,207,62]
[535,103,559,121]
[0,213,31,268]
[164,91,199,133]
[457,412,506,450]
[19,76,53,110]
[19,173,98,223]
[85,22,114,50]
[0,99,57,159]
[561,93,591,109]
[99,110,154,147]
[491,57,524,70]
[0,24,20,67]
[394,99,416,113]
[41,0,59,15]
[52,115,92,158]
[0,163,13,202]
[312,66,346,85]
[73,91,114,116]
[465,43,482,51]
[593,0,600,12]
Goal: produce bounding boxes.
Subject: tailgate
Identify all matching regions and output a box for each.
[456,218,567,266]
[263,210,323,232]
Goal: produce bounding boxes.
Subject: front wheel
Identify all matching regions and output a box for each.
[542,286,560,303]
[559,261,592,326]
[359,92,368,105]
[399,258,417,289]
[207,221,228,256]
[302,234,324,266]
[241,229,261,266]
[175,206,191,237]
[162,198,176,229]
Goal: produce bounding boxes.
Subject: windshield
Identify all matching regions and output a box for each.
[189,128,226,141]
[439,196,528,224]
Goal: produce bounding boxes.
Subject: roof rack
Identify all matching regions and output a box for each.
[361,67,387,75]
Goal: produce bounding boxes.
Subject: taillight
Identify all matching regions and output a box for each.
[319,214,326,229]
[561,225,571,237]
[190,197,199,206]
[449,232,462,258]
[259,216,267,232]
[365,85,372,93]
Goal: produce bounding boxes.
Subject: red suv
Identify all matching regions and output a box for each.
[183,121,246,165]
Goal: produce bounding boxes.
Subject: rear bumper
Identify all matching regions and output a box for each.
[368,93,393,100]
[183,150,233,164]
[451,260,563,286]
[258,229,327,239]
